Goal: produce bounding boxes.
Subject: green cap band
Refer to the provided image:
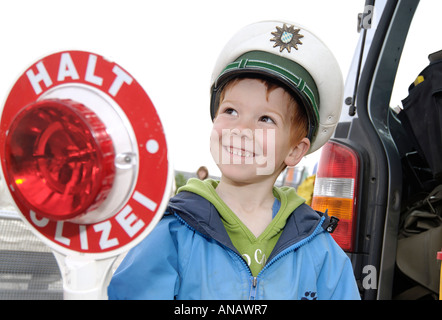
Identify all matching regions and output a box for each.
[211,51,320,140]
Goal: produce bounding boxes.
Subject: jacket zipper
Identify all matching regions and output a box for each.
[173,212,325,300]
[249,276,258,300]
[173,212,259,299]
[258,216,326,275]
[246,217,326,299]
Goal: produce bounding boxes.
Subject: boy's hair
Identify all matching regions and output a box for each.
[217,76,309,146]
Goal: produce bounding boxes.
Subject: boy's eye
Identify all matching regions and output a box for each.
[224,108,238,116]
[260,115,275,124]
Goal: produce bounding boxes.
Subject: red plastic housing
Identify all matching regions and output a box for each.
[4,99,115,220]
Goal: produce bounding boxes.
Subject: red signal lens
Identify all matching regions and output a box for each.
[4,99,115,220]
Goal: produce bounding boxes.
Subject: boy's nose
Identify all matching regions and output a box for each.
[230,127,254,140]
[232,116,254,138]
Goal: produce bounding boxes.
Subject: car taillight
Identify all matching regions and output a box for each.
[312,141,359,252]
[4,99,115,221]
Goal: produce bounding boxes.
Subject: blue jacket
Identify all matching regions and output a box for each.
[108,191,360,300]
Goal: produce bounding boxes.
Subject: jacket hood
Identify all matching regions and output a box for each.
[178,178,306,226]
[167,178,335,261]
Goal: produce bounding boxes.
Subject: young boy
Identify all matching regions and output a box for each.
[108,20,360,300]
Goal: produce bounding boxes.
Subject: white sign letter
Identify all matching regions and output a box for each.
[79,225,88,250]
[57,53,79,81]
[116,205,145,237]
[133,191,157,212]
[55,221,71,246]
[26,61,53,95]
[85,54,103,86]
[93,221,118,249]
[108,65,133,97]
[30,210,49,227]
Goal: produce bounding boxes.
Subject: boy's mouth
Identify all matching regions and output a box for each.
[224,146,256,158]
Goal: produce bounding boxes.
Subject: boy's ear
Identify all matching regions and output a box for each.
[284,138,311,167]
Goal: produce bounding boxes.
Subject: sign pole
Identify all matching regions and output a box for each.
[53,252,117,300]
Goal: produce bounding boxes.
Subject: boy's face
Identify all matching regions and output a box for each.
[210,78,309,183]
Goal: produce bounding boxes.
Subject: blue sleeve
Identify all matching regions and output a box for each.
[107,215,180,300]
[316,233,361,300]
